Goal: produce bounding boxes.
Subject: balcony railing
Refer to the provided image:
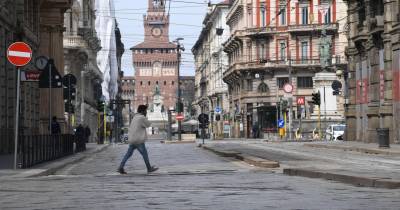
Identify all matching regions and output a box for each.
[288,23,338,33]
[63,36,86,49]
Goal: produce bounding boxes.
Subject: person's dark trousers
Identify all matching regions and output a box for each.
[119,143,152,170]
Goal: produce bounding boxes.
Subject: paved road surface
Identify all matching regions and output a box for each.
[1,140,400,209]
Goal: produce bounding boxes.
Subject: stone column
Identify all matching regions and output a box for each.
[38,1,72,134]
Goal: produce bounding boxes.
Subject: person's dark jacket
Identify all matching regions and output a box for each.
[51,121,61,134]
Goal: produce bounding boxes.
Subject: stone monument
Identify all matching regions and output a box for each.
[147,84,168,134]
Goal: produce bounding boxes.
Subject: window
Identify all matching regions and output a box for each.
[258,82,269,93]
[164,81,167,85]
[277,77,289,89]
[301,41,308,62]
[301,6,308,24]
[259,43,265,60]
[172,81,175,85]
[280,41,286,61]
[247,79,253,91]
[247,4,253,27]
[156,81,158,85]
[140,81,143,86]
[297,77,313,88]
[148,81,151,86]
[324,7,331,24]
[279,6,286,25]
[260,3,266,27]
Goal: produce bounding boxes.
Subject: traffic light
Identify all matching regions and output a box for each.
[281,100,288,111]
[97,100,105,111]
[215,114,221,121]
[176,102,184,113]
[64,102,74,113]
[311,92,321,106]
[198,113,209,129]
[63,86,76,100]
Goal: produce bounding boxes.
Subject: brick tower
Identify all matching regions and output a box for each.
[131,0,178,111]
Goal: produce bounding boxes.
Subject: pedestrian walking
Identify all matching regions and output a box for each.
[50,116,61,135]
[84,126,91,143]
[252,122,259,138]
[118,105,158,174]
[75,124,85,152]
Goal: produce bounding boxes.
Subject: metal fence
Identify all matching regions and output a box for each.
[0,129,14,155]
[18,134,74,168]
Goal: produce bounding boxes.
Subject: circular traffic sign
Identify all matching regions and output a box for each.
[7,42,32,66]
[283,83,293,93]
[176,114,184,121]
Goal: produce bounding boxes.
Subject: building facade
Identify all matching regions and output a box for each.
[223,0,347,138]
[131,0,178,112]
[64,0,102,141]
[192,1,230,139]
[121,76,134,130]
[344,0,400,144]
[179,76,196,118]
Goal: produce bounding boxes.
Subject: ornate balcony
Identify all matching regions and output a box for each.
[288,23,338,33]
[63,36,86,49]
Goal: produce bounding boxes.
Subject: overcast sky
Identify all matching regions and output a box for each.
[113,0,219,76]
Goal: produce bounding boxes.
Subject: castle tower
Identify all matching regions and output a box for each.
[131,0,178,111]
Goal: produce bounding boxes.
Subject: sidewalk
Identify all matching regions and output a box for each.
[201,139,400,189]
[304,141,400,155]
[0,143,109,180]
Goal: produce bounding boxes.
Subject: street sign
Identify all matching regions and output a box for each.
[283,83,293,93]
[176,114,184,121]
[278,119,285,128]
[296,96,305,105]
[21,70,41,82]
[215,106,221,113]
[38,59,63,88]
[331,80,342,90]
[7,42,32,66]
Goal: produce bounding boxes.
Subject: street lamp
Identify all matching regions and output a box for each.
[174,38,185,140]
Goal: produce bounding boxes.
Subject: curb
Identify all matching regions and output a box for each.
[160,140,196,144]
[7,144,110,179]
[283,168,400,189]
[304,144,400,156]
[202,145,279,168]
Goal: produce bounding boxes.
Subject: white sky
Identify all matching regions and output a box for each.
[113,0,220,76]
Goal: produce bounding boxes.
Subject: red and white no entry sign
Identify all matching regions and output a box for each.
[283,83,293,93]
[7,42,32,67]
[176,114,184,121]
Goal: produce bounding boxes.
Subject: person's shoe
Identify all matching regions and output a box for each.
[117,168,127,174]
[147,166,159,173]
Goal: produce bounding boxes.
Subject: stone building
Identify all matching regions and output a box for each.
[192,1,230,139]
[1,0,72,159]
[344,0,400,144]
[131,0,178,112]
[223,0,347,138]
[179,76,196,118]
[121,76,135,128]
[64,0,102,141]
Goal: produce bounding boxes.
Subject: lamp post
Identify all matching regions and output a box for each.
[174,38,184,141]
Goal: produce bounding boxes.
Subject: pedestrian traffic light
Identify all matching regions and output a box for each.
[97,100,105,111]
[312,92,321,106]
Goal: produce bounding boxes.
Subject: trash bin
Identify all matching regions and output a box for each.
[377,128,390,148]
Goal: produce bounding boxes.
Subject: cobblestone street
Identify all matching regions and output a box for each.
[0,140,399,209]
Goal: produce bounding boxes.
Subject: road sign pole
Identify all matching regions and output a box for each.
[49,63,52,135]
[13,68,21,169]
